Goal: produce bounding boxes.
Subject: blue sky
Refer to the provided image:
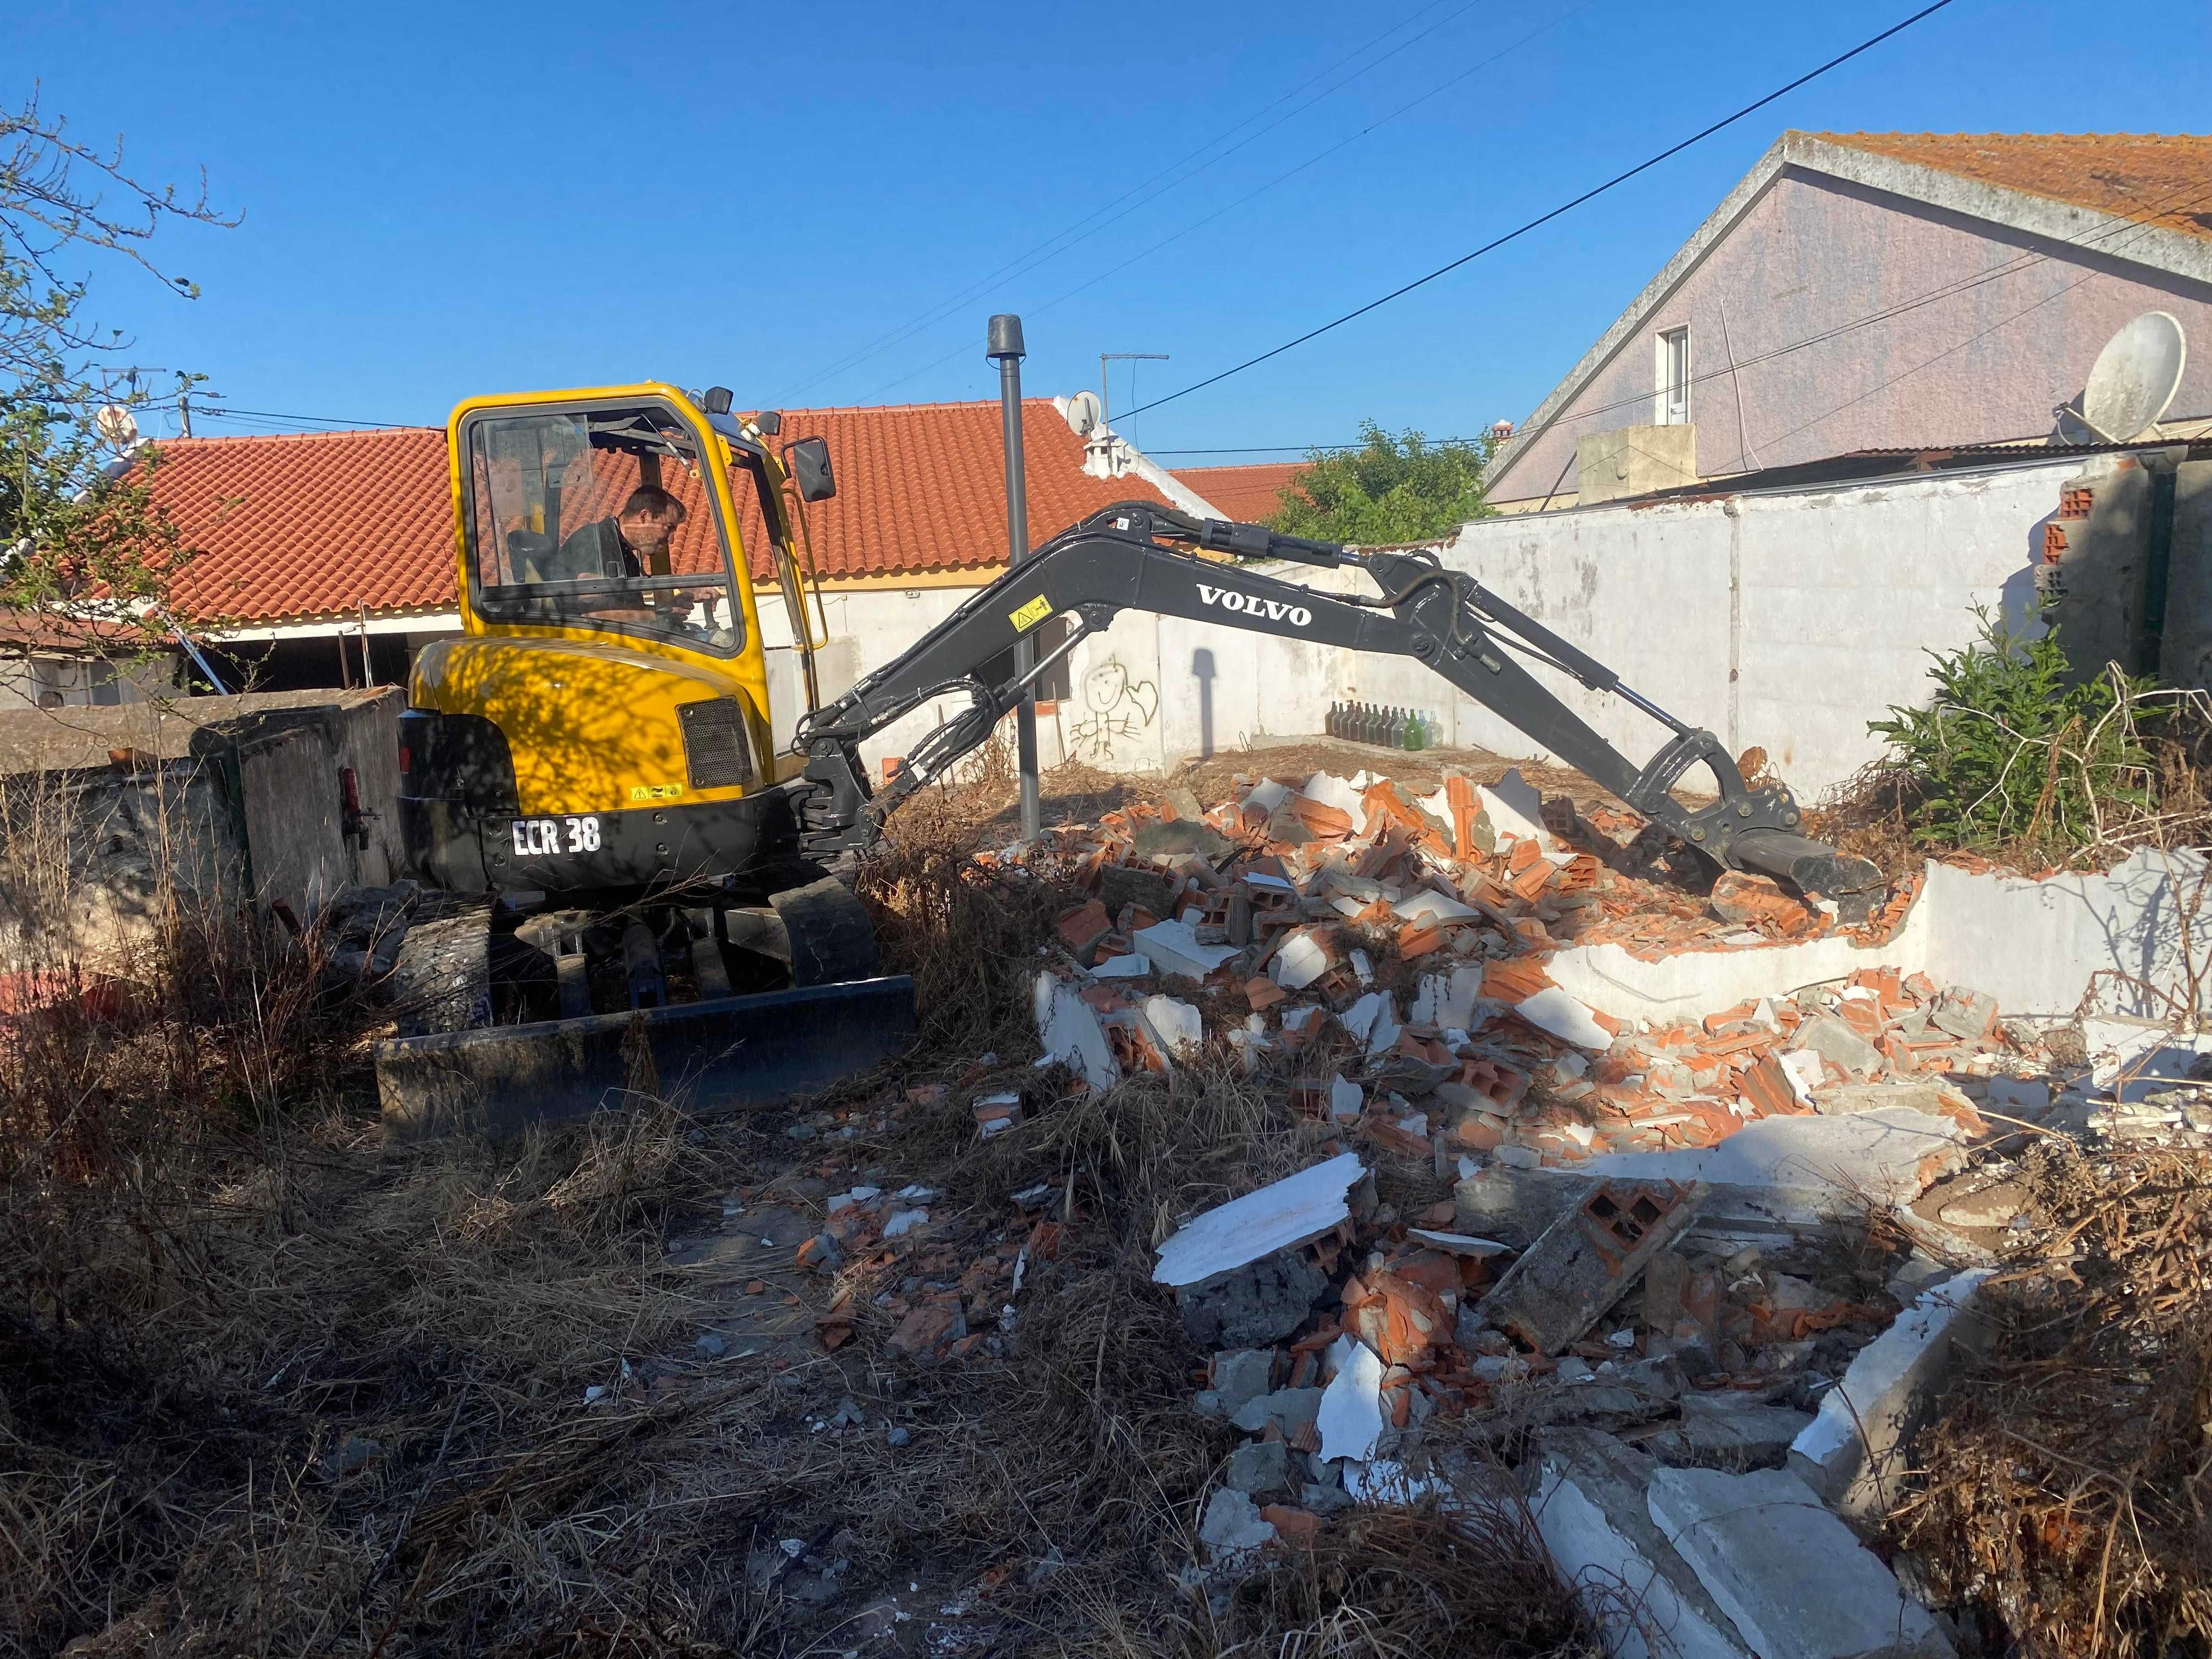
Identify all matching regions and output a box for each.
[7,0,2206,459]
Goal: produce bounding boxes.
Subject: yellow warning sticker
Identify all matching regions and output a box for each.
[1008,595,1053,633]
[629,783,685,802]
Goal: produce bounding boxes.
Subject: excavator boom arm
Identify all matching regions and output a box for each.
[794,505,1879,910]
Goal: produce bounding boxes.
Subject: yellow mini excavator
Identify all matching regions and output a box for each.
[379,381,1882,1135]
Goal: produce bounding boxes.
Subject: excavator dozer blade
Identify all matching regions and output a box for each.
[375,975,917,1139]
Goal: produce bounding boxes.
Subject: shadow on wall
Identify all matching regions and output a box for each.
[1193,647,1216,758]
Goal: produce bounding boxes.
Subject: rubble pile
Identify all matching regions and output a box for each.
[660,761,2201,1653]
[1011,766,2021,1173]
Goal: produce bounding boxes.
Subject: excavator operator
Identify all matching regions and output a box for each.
[550,485,687,581]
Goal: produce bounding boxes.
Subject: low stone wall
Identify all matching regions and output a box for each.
[0,689,404,969]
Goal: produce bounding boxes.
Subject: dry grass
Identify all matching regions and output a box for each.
[2,754,1604,1657]
[1891,1138,2212,1657]
[1196,1502,1601,1659]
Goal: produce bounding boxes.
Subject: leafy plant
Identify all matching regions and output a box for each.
[1268,420,1495,545]
[1866,606,2165,857]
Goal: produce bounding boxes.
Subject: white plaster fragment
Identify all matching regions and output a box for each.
[1395,889,1479,925]
[1513,986,1611,1050]
[1407,1228,1512,1257]
[1272,929,1334,990]
[1132,919,1241,980]
[1152,1153,1366,1288]
[1301,771,1367,819]
[1032,970,1119,1092]
[1141,995,1205,1059]
[1317,1334,1386,1464]
[1329,1074,1365,1121]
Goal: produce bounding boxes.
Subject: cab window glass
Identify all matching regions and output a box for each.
[464,404,743,655]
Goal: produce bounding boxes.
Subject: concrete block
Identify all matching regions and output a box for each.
[1790,1269,1995,1528]
[1646,1466,1951,1657]
[1479,1180,1706,1353]
[1528,1430,1752,1659]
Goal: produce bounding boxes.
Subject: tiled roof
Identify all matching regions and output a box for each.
[137,399,1178,625]
[1169,461,1308,524]
[154,427,454,624]
[754,399,1172,582]
[1808,131,2212,241]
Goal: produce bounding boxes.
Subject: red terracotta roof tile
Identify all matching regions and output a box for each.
[1809,131,2212,242]
[138,399,1177,625]
[1171,461,1307,524]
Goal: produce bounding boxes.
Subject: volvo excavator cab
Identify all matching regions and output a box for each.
[392,386,895,1086]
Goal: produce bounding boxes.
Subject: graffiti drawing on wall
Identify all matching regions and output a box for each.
[1065,657,1158,764]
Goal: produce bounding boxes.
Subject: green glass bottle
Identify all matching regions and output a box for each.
[1403,707,1426,751]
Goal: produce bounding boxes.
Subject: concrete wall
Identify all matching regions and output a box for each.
[1490,167,2212,508]
[0,689,403,969]
[1408,457,2074,798]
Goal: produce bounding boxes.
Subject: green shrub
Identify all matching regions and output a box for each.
[1866,607,2163,856]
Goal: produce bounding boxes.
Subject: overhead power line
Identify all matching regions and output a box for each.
[1114,0,1960,425]
[770,0,1507,405]
[862,0,1597,402]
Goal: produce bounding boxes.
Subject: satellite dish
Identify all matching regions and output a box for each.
[2076,311,2187,442]
[1063,390,1103,437]
[95,404,140,448]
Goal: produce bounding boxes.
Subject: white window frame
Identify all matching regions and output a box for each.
[1655,325,1691,426]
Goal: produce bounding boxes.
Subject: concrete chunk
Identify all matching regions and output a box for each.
[1789,1014,1882,1077]
[1649,1395,1815,1469]
[1210,1348,1274,1414]
[1790,1269,1994,1528]
[1646,1466,1951,1657]
[1227,1438,1293,1497]
[1528,1430,1752,1659]
[1199,1488,1276,1565]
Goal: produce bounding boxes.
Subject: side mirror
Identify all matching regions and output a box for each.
[786,436,836,503]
